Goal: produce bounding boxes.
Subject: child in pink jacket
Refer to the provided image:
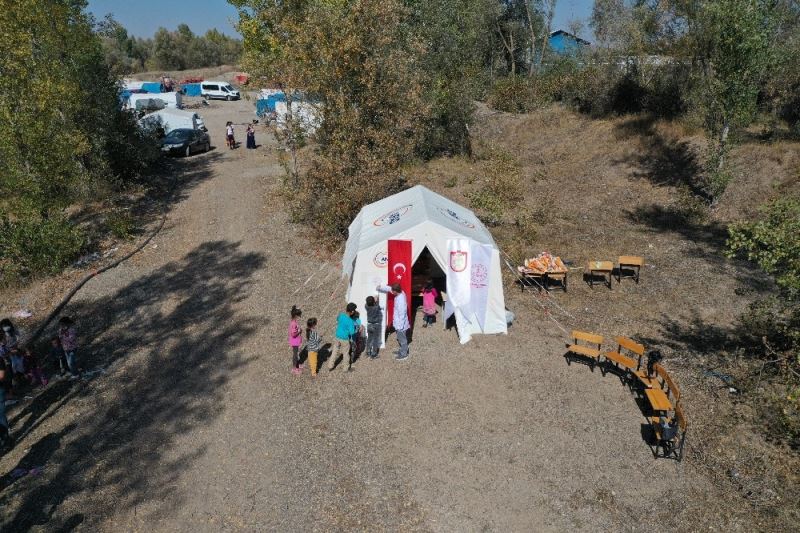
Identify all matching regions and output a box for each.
[420,280,438,328]
[288,306,303,375]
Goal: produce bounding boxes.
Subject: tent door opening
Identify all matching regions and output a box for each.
[411,246,446,323]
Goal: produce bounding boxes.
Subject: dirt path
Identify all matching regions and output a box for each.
[0,98,758,531]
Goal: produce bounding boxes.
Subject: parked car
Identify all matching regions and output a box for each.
[200,81,241,101]
[160,128,211,157]
[128,91,182,110]
[138,109,207,136]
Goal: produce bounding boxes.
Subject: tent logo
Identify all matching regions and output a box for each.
[437,207,475,229]
[450,251,468,272]
[373,251,388,268]
[471,263,488,288]
[373,205,413,226]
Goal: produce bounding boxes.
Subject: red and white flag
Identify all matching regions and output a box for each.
[387,239,412,327]
[446,238,472,321]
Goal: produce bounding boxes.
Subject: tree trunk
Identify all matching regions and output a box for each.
[538,1,556,70]
[495,24,516,76]
[718,119,730,171]
[510,32,516,75]
[283,86,299,188]
[525,2,537,76]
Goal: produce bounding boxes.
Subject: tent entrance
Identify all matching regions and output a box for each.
[411,246,445,294]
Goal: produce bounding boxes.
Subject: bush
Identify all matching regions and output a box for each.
[486,60,693,120]
[466,148,522,226]
[107,208,136,239]
[727,197,800,446]
[486,76,540,113]
[0,217,85,282]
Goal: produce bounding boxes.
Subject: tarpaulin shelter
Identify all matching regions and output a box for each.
[255,91,286,117]
[343,185,507,344]
[182,83,202,97]
[141,82,163,94]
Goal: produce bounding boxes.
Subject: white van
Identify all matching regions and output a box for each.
[200,81,241,101]
[128,92,182,110]
[137,109,207,135]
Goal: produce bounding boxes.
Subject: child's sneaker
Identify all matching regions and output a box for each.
[291,367,301,375]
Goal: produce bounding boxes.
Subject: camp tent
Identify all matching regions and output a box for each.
[343,185,507,344]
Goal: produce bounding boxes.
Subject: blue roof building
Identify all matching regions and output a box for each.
[548,30,591,55]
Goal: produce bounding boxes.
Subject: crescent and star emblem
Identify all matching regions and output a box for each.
[393,263,407,279]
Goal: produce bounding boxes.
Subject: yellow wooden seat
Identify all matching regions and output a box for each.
[618,255,644,284]
[602,336,645,378]
[565,330,604,371]
[633,369,659,388]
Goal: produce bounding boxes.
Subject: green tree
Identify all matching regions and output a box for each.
[232,0,493,236]
[726,197,800,443]
[0,0,157,279]
[690,0,775,194]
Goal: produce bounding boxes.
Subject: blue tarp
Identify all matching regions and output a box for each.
[141,82,162,93]
[255,92,286,117]
[182,83,202,97]
[256,99,271,117]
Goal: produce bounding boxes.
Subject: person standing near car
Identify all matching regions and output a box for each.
[246,123,256,149]
[226,121,235,149]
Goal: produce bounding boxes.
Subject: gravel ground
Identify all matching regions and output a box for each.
[0,97,772,531]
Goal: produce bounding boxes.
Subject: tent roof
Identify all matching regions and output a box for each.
[343,185,497,276]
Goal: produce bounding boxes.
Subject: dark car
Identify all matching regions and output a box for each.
[160,128,211,157]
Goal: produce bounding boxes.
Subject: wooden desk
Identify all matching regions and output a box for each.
[517,267,568,292]
[587,261,613,289]
[645,387,673,413]
[618,255,644,283]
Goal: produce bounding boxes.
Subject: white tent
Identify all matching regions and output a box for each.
[343,185,507,344]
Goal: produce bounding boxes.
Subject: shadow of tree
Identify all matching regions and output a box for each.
[614,115,708,199]
[639,311,736,358]
[0,240,266,530]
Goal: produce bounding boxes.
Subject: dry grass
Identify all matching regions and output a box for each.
[407,102,800,530]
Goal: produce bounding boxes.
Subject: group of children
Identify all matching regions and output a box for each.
[0,316,80,393]
[287,281,439,376]
[0,316,80,448]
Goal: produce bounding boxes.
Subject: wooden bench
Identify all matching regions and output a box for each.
[565,330,604,371]
[640,364,681,414]
[649,403,688,461]
[602,336,645,378]
[633,362,664,389]
[586,261,613,289]
[617,255,644,284]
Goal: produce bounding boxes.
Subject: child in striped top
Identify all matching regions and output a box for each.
[305,318,322,377]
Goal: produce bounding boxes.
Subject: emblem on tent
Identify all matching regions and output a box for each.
[437,206,475,229]
[393,263,407,280]
[471,263,488,288]
[450,251,468,272]
[373,205,413,226]
[373,251,388,267]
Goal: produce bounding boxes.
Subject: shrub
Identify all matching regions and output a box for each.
[727,197,800,446]
[0,217,85,282]
[486,60,693,121]
[486,76,540,113]
[107,208,136,239]
[466,148,522,226]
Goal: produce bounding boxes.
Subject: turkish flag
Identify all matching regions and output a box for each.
[387,239,412,327]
